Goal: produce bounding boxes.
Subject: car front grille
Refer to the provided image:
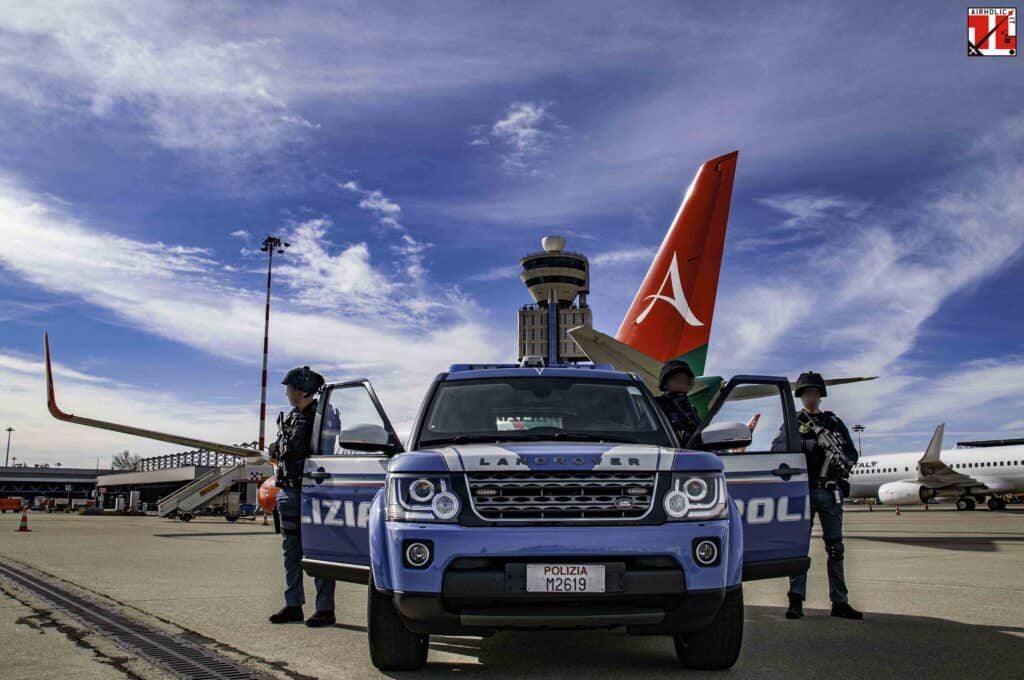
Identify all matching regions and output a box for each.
[465,471,657,523]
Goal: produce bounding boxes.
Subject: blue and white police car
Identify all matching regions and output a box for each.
[299,363,811,670]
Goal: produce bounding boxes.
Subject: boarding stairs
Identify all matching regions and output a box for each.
[157,463,272,519]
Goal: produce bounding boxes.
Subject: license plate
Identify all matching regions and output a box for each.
[525,564,605,593]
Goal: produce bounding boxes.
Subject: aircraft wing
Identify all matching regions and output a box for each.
[567,326,720,397]
[569,326,876,403]
[44,333,267,464]
[728,377,878,401]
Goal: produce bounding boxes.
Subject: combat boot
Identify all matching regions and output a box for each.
[785,593,803,619]
[831,602,863,619]
[268,606,304,623]
[305,610,336,628]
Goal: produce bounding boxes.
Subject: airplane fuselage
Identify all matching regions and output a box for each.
[849,445,1024,501]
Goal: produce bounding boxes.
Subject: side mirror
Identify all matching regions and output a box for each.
[698,421,753,451]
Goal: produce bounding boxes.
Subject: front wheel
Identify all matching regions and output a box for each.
[367,573,428,670]
[674,586,743,670]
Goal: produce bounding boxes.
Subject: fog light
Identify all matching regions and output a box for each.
[405,542,431,568]
[694,539,719,566]
[432,492,461,520]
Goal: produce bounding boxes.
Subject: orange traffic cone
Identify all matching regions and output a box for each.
[15,507,31,532]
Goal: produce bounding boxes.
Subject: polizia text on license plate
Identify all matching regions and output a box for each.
[525,564,606,593]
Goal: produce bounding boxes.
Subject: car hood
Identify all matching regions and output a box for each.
[388,440,722,474]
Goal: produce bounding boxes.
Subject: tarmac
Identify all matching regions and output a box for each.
[1,506,1022,679]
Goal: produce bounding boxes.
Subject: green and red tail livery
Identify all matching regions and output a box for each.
[614,151,738,376]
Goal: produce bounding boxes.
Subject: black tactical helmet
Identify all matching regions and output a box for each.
[659,358,695,392]
[281,366,325,396]
[794,371,827,398]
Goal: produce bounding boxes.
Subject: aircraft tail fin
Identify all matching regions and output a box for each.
[613,150,739,376]
[921,423,945,464]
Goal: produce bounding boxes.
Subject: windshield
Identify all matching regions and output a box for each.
[417,377,674,447]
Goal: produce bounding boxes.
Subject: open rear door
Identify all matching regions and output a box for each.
[690,375,811,581]
[301,379,403,584]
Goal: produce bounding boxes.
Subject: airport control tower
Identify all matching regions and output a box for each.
[517,235,593,364]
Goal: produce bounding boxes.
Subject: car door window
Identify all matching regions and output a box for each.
[319,382,400,455]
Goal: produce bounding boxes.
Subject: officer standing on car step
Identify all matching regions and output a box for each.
[655,359,702,446]
[268,366,337,627]
[786,371,863,621]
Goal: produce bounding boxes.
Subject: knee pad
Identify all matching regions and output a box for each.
[825,539,844,561]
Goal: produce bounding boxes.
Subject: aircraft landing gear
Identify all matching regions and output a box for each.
[956,497,976,511]
[987,497,1007,511]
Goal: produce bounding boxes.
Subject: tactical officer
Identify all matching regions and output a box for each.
[785,371,863,621]
[655,359,701,446]
[268,366,337,627]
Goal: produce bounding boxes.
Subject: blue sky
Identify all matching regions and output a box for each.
[1,1,1022,466]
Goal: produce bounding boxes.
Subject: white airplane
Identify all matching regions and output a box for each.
[848,424,1024,511]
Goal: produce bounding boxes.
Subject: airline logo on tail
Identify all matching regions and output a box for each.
[614,151,739,372]
[634,252,704,327]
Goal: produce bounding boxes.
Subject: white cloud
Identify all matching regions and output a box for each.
[708,117,1024,381]
[0,177,506,463]
[477,101,561,175]
[468,264,522,282]
[590,247,656,266]
[230,229,250,239]
[339,180,432,290]
[0,349,257,466]
[756,193,869,230]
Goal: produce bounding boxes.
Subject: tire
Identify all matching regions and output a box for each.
[367,572,428,670]
[956,498,971,511]
[674,586,744,670]
[179,512,193,522]
[987,497,1000,511]
[225,514,239,523]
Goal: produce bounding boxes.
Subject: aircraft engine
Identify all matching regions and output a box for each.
[877,481,932,505]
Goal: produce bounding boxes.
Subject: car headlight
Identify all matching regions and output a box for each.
[387,475,461,523]
[663,473,727,520]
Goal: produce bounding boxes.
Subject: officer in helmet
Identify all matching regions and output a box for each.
[268,366,337,627]
[785,371,863,621]
[655,359,701,446]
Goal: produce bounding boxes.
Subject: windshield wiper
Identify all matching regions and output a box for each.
[420,432,646,447]
[419,434,521,447]
[550,432,641,444]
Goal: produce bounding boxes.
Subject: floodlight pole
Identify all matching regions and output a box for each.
[853,424,865,457]
[4,427,12,468]
[258,236,289,451]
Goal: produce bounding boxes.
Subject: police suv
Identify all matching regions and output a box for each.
[299,363,811,671]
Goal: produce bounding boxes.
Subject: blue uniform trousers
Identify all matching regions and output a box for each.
[277,486,335,612]
[789,487,849,605]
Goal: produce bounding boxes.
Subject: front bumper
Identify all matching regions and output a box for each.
[375,521,732,635]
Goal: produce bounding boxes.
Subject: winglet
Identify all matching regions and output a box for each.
[42,333,267,463]
[921,423,945,463]
[44,333,72,421]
